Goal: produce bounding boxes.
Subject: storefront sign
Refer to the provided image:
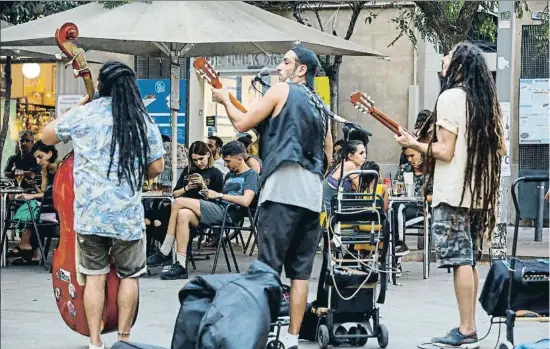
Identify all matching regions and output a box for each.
[137,79,187,144]
[205,53,284,71]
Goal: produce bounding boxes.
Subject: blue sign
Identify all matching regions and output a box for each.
[137,79,187,144]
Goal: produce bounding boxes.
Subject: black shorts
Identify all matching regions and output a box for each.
[257,201,321,280]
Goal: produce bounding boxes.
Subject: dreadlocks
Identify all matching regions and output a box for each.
[418,42,505,242]
[98,61,151,194]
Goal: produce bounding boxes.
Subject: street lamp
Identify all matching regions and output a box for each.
[22,63,41,79]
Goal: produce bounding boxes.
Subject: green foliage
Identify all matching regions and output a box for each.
[387,0,546,52]
[0,1,86,24]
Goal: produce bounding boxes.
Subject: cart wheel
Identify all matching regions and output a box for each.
[333,325,348,346]
[348,326,360,346]
[317,324,330,349]
[357,324,369,346]
[377,324,389,348]
[498,341,513,349]
[265,340,285,349]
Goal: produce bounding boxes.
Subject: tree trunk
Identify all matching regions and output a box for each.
[329,72,339,141]
[0,56,12,157]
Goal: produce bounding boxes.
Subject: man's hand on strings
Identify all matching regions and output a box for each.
[394,126,417,149]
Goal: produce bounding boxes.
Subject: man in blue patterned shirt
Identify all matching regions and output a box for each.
[42,61,165,349]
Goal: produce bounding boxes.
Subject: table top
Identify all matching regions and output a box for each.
[142,191,174,199]
[0,187,34,194]
[389,196,424,202]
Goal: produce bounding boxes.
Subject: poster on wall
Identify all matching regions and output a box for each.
[57,95,85,116]
[519,78,549,144]
[137,79,187,145]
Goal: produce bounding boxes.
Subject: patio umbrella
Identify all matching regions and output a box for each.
[1,20,129,63]
[1,1,386,186]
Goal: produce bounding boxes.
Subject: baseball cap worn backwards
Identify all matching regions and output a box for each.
[290,43,319,89]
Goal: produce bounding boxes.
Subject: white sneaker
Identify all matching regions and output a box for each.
[89,343,105,349]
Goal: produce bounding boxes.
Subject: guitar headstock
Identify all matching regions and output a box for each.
[193,57,222,88]
[350,91,376,115]
[55,22,94,100]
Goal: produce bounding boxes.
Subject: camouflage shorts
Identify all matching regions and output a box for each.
[432,203,483,268]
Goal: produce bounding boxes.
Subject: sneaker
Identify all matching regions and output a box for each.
[396,263,402,278]
[160,262,188,280]
[395,241,410,256]
[431,328,480,348]
[146,251,170,267]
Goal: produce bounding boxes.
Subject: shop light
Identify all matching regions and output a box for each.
[22,63,41,79]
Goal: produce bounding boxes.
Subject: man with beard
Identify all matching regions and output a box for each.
[211,43,331,349]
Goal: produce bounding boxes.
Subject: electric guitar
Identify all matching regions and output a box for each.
[350,91,415,137]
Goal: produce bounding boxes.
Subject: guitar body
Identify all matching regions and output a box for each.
[52,153,120,336]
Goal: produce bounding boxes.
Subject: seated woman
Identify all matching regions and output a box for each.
[237,134,262,174]
[358,161,389,213]
[144,141,224,245]
[9,141,59,264]
[393,147,433,256]
[322,140,366,212]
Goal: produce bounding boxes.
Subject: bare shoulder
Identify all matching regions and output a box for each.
[266,81,289,96]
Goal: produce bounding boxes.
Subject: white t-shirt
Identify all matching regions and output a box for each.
[213,157,229,176]
[432,87,479,209]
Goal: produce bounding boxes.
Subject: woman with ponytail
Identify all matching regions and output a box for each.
[42,61,166,349]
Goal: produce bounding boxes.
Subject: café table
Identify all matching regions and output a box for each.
[0,185,35,267]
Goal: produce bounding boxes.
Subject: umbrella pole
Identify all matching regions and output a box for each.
[170,54,180,190]
[0,56,12,157]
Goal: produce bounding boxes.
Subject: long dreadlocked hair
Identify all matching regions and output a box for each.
[418,42,505,243]
[98,61,151,195]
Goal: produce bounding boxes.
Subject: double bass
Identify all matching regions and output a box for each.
[51,22,137,336]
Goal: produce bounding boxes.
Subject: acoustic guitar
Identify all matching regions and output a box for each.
[350,91,415,137]
[52,22,137,336]
[192,57,260,156]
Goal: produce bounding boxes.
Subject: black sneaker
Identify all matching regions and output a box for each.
[396,263,403,278]
[160,262,188,280]
[146,252,170,267]
[395,241,410,256]
[431,328,480,348]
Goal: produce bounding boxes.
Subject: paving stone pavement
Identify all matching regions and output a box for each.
[1,244,548,349]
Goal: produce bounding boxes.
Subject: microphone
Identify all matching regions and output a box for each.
[253,67,271,83]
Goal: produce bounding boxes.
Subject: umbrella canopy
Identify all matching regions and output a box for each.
[1,20,129,63]
[0,1,385,58]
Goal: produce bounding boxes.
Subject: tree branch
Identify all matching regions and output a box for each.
[344,1,366,40]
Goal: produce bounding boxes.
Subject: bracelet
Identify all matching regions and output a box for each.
[118,332,130,337]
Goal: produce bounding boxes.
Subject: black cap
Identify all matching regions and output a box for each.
[290,43,319,89]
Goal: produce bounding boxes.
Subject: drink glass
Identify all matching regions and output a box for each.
[14,169,24,188]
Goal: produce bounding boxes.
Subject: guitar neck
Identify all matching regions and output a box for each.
[229,93,247,113]
[371,106,414,136]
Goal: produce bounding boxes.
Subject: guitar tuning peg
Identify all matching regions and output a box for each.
[55,53,63,60]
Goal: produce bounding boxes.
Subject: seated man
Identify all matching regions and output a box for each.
[394,147,433,257]
[147,141,259,280]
